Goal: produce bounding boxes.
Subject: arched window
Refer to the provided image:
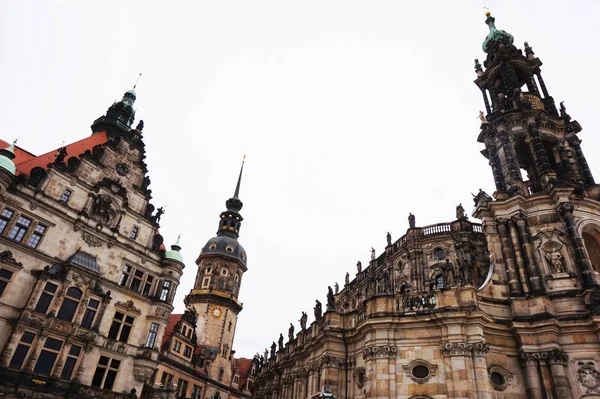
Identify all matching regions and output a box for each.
[583,225,600,272]
[218,367,224,382]
[56,287,83,322]
[222,344,229,358]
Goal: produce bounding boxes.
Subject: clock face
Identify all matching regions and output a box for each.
[210,306,223,319]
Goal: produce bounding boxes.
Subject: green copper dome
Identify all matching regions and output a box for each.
[0,142,16,175]
[482,13,514,53]
[165,236,184,263]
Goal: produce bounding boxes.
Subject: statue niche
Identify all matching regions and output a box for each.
[535,231,571,276]
[91,194,119,226]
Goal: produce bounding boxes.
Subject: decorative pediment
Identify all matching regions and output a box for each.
[0,251,23,268]
[115,300,141,314]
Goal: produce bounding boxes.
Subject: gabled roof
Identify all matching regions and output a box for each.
[0,131,108,176]
[67,250,101,274]
[162,313,183,347]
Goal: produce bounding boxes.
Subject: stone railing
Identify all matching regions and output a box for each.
[397,294,437,312]
[422,223,452,236]
[0,367,137,399]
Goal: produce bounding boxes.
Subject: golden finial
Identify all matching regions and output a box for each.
[242,154,246,164]
[484,7,491,17]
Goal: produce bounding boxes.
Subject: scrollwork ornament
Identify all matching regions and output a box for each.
[577,361,600,394]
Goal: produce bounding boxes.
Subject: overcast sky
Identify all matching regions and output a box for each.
[1,1,599,358]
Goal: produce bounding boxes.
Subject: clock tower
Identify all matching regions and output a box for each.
[184,158,248,385]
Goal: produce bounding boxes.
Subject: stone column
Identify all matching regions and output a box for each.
[498,133,522,183]
[440,342,477,399]
[93,295,112,331]
[23,332,47,372]
[508,219,531,294]
[571,139,595,186]
[496,219,522,295]
[548,350,573,399]
[485,137,506,193]
[524,134,543,194]
[0,325,25,367]
[536,72,550,98]
[51,340,72,378]
[560,203,595,288]
[472,343,492,399]
[26,278,47,309]
[515,215,543,293]
[481,89,491,114]
[520,353,543,399]
[529,127,553,178]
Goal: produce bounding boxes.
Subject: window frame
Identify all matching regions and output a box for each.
[60,188,73,203]
[145,322,159,348]
[201,277,210,289]
[8,331,36,370]
[0,208,15,234]
[8,215,32,242]
[80,298,100,329]
[56,286,83,322]
[91,355,121,390]
[159,280,172,301]
[107,311,135,343]
[129,226,139,240]
[34,281,59,314]
[0,267,15,298]
[33,336,64,376]
[59,344,82,381]
[26,223,47,249]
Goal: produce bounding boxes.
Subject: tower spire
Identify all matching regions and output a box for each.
[233,155,246,199]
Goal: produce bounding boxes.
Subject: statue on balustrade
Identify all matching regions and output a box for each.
[408,213,416,228]
[334,282,339,294]
[278,333,284,351]
[327,286,335,309]
[370,247,376,260]
[288,323,295,342]
[456,203,467,220]
[386,232,392,246]
[460,259,473,285]
[441,259,455,285]
[357,261,362,273]
[263,349,268,364]
[314,299,322,319]
[270,342,276,358]
[299,311,308,331]
[345,272,350,285]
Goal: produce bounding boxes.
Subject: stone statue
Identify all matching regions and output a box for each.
[478,111,487,123]
[370,247,376,260]
[441,259,454,285]
[357,261,362,273]
[386,232,392,246]
[288,323,295,342]
[382,270,390,294]
[154,207,165,224]
[264,348,268,363]
[408,213,415,228]
[314,300,322,319]
[278,333,284,351]
[259,354,264,366]
[136,120,145,131]
[456,203,467,220]
[472,188,491,205]
[560,101,567,117]
[545,250,565,274]
[327,286,335,309]
[299,311,307,331]
[270,342,276,358]
[460,259,472,285]
[334,282,339,294]
[345,272,350,285]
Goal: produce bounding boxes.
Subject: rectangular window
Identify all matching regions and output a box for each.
[142,275,154,297]
[108,312,134,343]
[33,337,63,376]
[160,280,171,301]
[130,270,144,292]
[80,298,100,329]
[34,282,58,314]
[8,215,32,242]
[192,385,202,399]
[160,371,174,388]
[26,224,47,249]
[118,265,132,286]
[91,356,121,390]
[9,331,36,370]
[60,189,72,203]
[0,268,14,297]
[173,340,181,353]
[201,277,210,289]
[177,379,189,399]
[145,323,159,348]
[0,208,14,234]
[59,344,81,381]
[183,345,192,358]
[129,226,139,240]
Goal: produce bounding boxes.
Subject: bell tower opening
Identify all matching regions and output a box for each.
[583,225,600,272]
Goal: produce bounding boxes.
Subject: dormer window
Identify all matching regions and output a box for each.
[221,269,228,276]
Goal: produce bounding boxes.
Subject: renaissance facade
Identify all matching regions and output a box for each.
[0,88,257,399]
[250,13,600,399]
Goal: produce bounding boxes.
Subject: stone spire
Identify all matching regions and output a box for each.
[218,156,246,239]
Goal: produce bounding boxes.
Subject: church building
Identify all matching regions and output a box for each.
[250,12,600,399]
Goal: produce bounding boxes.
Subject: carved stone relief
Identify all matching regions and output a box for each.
[576,361,600,394]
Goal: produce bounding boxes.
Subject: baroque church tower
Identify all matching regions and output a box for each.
[473,11,600,398]
[184,158,248,387]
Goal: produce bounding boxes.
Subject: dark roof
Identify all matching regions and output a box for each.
[200,235,246,266]
[67,250,101,274]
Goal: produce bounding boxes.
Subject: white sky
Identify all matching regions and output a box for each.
[1,1,599,358]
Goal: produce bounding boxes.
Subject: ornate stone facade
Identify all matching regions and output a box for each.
[0,90,184,399]
[251,12,600,399]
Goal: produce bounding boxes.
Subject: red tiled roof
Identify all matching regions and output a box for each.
[236,357,254,389]
[162,313,183,346]
[0,132,108,176]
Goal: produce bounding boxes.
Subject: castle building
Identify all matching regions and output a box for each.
[250,12,600,399]
[0,88,257,399]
